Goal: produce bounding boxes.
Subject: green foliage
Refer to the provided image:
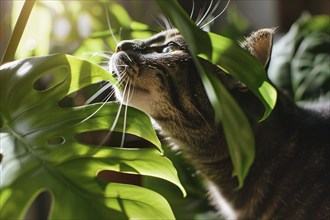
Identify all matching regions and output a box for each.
[156,0,277,188]
[217,4,250,41]
[1,0,282,219]
[0,54,184,219]
[268,13,330,102]
[143,147,219,220]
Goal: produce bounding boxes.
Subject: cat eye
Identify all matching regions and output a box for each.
[162,42,180,53]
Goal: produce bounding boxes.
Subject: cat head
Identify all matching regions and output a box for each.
[109,28,274,124]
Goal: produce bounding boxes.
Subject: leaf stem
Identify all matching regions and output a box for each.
[1,0,36,65]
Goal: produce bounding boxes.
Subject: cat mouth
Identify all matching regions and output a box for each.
[111,51,140,78]
[110,52,150,94]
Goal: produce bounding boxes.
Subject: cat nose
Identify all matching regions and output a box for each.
[116,41,135,52]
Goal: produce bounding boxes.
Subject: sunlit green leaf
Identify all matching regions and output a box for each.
[0,54,185,219]
[207,32,277,121]
[206,73,255,188]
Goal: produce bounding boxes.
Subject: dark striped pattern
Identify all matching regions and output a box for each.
[111,29,330,219]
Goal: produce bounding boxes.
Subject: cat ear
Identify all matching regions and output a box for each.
[241,28,275,67]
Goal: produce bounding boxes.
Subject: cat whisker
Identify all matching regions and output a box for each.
[128,83,135,103]
[104,3,118,44]
[195,3,207,25]
[157,14,173,30]
[100,60,112,66]
[94,51,114,57]
[84,81,112,105]
[191,104,212,129]
[196,0,214,26]
[116,66,129,84]
[78,62,130,126]
[201,0,221,25]
[120,79,133,148]
[99,79,130,146]
[111,79,129,133]
[102,43,115,56]
[173,109,191,142]
[153,16,166,31]
[121,51,133,63]
[116,64,129,68]
[200,0,230,29]
[190,0,195,19]
[78,87,114,125]
[116,80,128,95]
[118,27,123,41]
[110,62,128,82]
[110,61,120,76]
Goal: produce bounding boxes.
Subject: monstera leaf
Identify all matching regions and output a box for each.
[0,54,185,219]
[156,0,277,188]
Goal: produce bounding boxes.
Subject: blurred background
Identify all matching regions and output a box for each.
[1,0,329,60]
[1,0,329,219]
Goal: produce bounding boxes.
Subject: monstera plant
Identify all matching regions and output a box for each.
[0,54,186,219]
[0,0,278,219]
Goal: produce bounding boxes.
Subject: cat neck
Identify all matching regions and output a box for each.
[157,109,229,162]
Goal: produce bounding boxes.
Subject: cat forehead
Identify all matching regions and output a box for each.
[145,29,185,46]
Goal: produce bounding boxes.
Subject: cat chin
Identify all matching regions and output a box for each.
[116,89,159,117]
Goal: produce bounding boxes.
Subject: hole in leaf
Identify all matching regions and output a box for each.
[74,131,154,148]
[24,191,51,220]
[33,66,68,91]
[48,136,65,145]
[58,81,115,108]
[98,170,142,186]
[0,153,2,163]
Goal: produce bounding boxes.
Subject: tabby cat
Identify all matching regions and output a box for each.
[109,28,330,219]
